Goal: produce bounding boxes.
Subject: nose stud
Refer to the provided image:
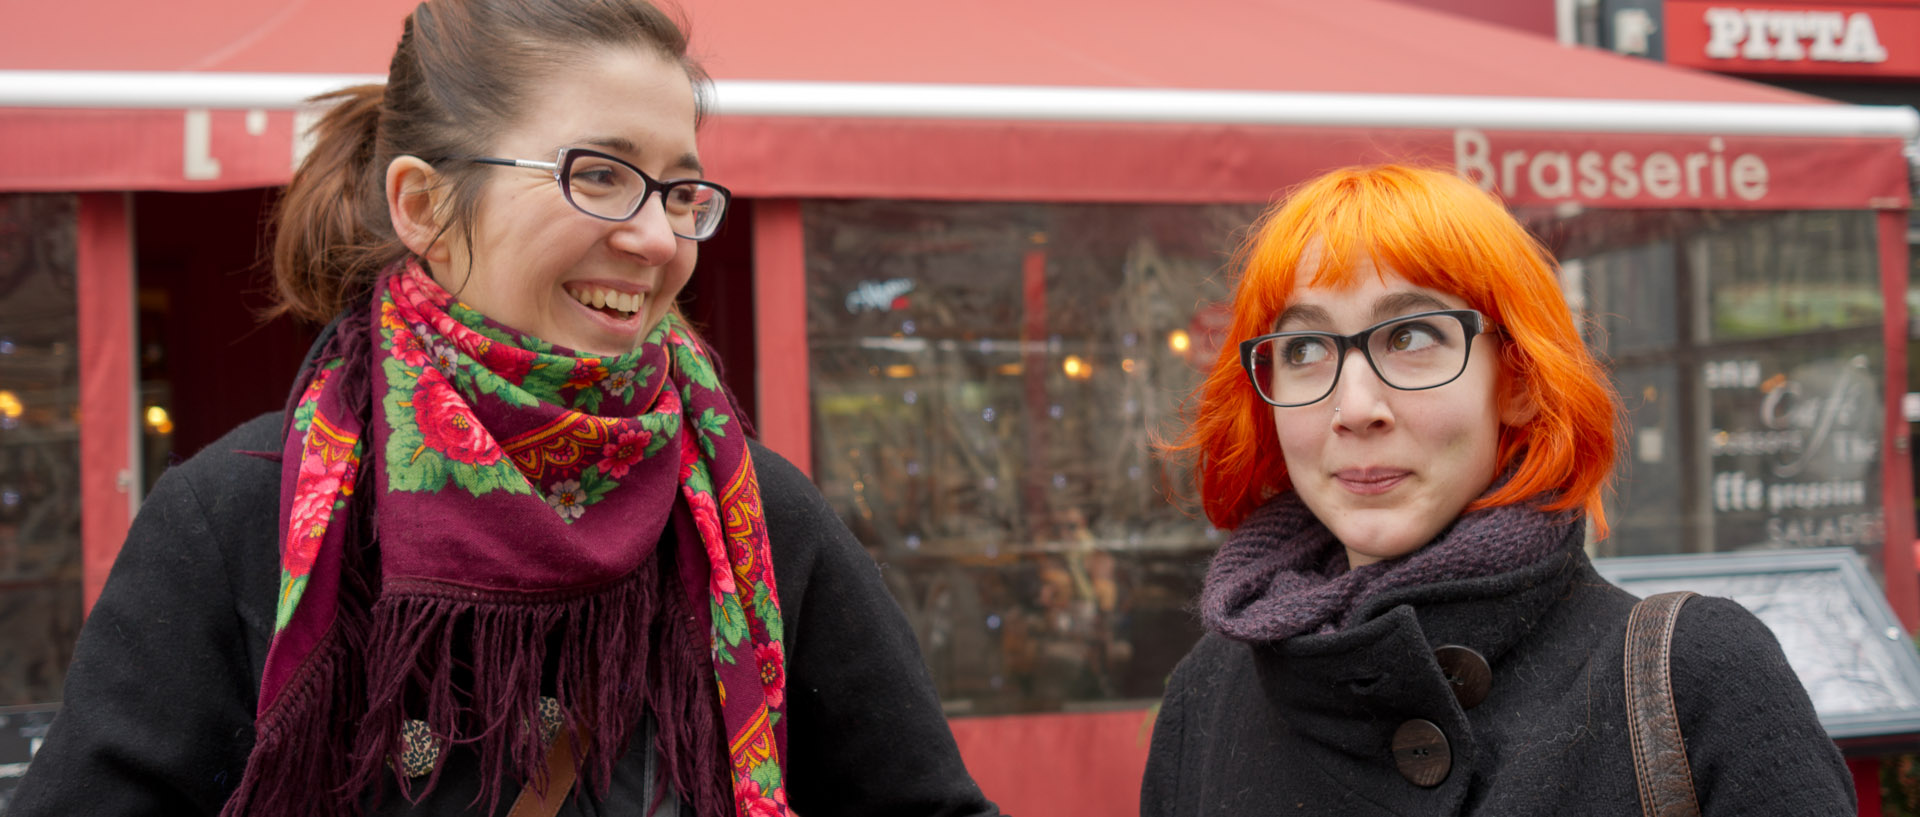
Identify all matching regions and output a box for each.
[1332,407,1342,430]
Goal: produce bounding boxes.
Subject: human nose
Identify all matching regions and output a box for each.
[608,191,681,265]
[1328,346,1393,432]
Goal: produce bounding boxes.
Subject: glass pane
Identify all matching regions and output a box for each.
[1703,343,1883,558]
[1548,208,1885,571]
[1579,240,1676,357]
[0,194,83,708]
[1605,364,1687,557]
[804,200,1258,715]
[1698,211,1881,340]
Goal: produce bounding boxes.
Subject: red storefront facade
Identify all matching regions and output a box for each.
[3,0,1917,812]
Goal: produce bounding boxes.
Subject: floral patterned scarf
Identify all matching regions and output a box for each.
[223,261,790,817]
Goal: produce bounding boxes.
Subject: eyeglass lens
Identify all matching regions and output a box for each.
[1250,313,1474,406]
[563,153,727,239]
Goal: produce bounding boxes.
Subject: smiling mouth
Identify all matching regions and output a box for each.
[566,284,643,321]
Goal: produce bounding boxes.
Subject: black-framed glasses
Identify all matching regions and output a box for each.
[1240,309,1490,407]
[470,148,731,241]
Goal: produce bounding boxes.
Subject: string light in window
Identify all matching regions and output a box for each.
[145,405,174,435]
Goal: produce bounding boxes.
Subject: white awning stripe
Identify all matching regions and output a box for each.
[2,71,1915,139]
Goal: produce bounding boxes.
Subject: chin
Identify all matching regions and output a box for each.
[586,339,641,357]
[1329,521,1435,567]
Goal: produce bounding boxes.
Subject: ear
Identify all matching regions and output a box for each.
[1499,380,1538,427]
[1496,340,1539,427]
[386,156,453,264]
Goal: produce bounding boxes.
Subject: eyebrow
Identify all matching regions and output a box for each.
[1373,291,1453,320]
[572,137,706,176]
[1273,291,1456,331]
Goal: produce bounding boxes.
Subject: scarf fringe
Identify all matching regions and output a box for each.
[219,622,370,817]
[223,435,380,817]
[339,559,664,817]
[647,564,730,817]
[224,531,732,817]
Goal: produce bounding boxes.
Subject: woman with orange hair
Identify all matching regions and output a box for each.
[1140,165,1850,816]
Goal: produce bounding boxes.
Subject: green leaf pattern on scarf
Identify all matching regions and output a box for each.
[274,572,309,632]
[750,757,782,796]
[753,582,783,645]
[714,591,750,648]
[672,341,721,394]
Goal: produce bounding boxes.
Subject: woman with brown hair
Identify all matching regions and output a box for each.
[11,2,999,815]
[1141,165,1851,816]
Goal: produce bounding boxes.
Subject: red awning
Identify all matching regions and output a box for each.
[2,0,1913,208]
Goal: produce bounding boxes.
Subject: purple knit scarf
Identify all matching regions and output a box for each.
[1200,491,1582,643]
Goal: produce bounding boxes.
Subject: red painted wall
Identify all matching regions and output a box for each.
[950,709,1156,817]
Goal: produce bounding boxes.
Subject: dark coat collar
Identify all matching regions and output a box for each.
[1249,547,1594,774]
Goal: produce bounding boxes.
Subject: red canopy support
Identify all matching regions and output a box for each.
[76,192,134,613]
[1879,208,1917,630]
[752,199,810,474]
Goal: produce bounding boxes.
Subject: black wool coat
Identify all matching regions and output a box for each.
[12,413,1001,817]
[1140,547,1855,816]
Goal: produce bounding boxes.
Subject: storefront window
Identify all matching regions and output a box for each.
[0,194,83,706]
[805,200,1258,714]
[1555,210,1885,569]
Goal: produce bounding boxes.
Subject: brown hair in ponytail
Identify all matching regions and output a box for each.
[269,83,393,322]
[268,0,709,323]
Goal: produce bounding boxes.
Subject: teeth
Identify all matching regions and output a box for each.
[567,286,641,315]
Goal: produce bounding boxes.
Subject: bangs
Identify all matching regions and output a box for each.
[1234,165,1518,334]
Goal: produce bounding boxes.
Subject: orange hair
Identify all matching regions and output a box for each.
[1174,165,1620,537]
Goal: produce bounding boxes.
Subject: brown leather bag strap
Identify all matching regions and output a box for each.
[1625,590,1702,817]
[506,728,582,817]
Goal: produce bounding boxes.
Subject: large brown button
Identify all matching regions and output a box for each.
[1391,719,1451,787]
[1433,644,1492,709]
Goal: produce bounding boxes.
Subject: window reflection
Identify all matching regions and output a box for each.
[805,201,1255,714]
[0,194,83,706]
[1544,209,1885,570]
